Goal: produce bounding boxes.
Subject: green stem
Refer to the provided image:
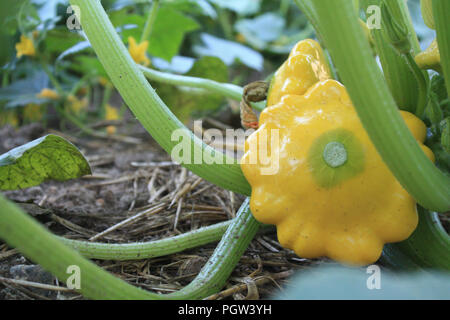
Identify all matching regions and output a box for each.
[100,82,113,110]
[299,0,450,212]
[139,65,266,111]
[69,0,251,196]
[394,0,421,54]
[139,65,243,101]
[361,0,426,114]
[140,0,159,43]
[40,58,64,96]
[54,105,105,138]
[0,194,260,299]
[403,53,429,118]
[279,0,290,16]
[383,206,450,270]
[218,8,233,40]
[60,220,231,261]
[433,0,450,99]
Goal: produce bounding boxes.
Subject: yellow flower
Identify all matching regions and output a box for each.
[37,88,60,100]
[236,33,246,43]
[16,35,36,58]
[105,104,120,135]
[23,104,44,122]
[0,110,19,127]
[98,77,111,87]
[128,37,150,66]
[66,95,88,115]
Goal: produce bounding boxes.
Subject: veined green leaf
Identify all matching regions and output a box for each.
[0,135,91,190]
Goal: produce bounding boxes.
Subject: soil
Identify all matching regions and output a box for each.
[0,121,321,300]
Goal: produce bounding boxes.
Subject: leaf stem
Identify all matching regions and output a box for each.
[362,0,427,114]
[59,220,232,260]
[139,65,243,101]
[140,0,160,43]
[403,53,429,118]
[139,65,266,111]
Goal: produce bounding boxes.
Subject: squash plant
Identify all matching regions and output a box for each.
[0,0,449,299]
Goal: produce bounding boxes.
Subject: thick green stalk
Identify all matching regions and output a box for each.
[60,220,231,260]
[433,0,450,98]
[361,0,425,114]
[140,0,159,43]
[299,0,450,212]
[383,206,450,270]
[403,54,428,118]
[0,194,260,299]
[69,0,250,196]
[394,207,450,270]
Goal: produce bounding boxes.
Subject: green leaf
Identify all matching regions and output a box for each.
[186,56,228,83]
[208,0,261,15]
[110,7,199,61]
[152,56,195,73]
[0,0,24,64]
[193,33,264,71]
[235,13,285,44]
[154,56,229,121]
[0,135,91,191]
[43,28,85,54]
[70,55,107,77]
[148,7,199,61]
[56,41,91,62]
[0,71,49,108]
[164,0,217,19]
[110,11,145,42]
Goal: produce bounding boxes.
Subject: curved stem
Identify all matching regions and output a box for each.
[361,0,426,114]
[403,54,428,118]
[140,0,159,43]
[70,0,251,196]
[299,0,450,212]
[0,194,260,299]
[382,207,450,270]
[139,65,266,111]
[139,65,244,101]
[59,220,231,261]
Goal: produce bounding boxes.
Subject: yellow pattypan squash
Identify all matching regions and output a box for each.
[241,40,435,266]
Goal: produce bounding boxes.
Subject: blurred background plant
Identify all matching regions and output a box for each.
[1,0,445,140]
[2,0,447,173]
[0,0,317,133]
